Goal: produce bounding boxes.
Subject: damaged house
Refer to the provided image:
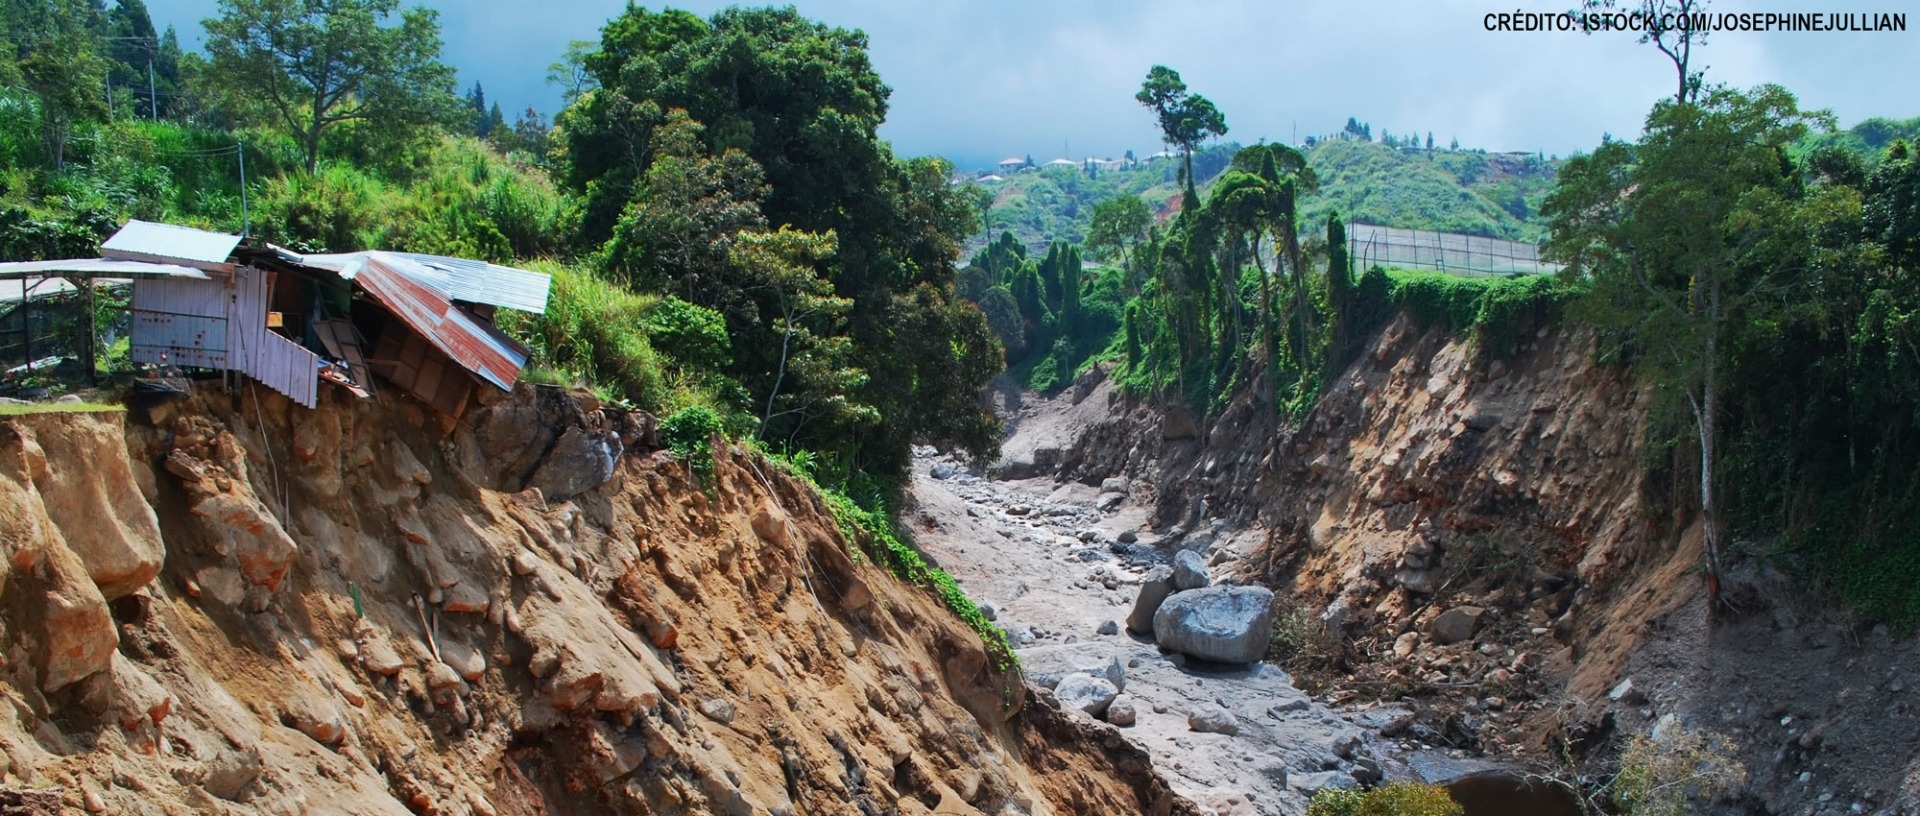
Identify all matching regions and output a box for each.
[0,219,551,414]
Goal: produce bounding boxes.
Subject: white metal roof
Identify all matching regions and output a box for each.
[101,220,241,271]
[286,250,551,314]
[0,258,211,281]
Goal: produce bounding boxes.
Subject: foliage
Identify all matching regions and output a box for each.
[1612,726,1746,816]
[660,404,725,459]
[1367,268,1584,356]
[1304,783,1463,816]
[200,0,461,174]
[1136,65,1227,189]
[1299,139,1556,242]
[561,6,1001,484]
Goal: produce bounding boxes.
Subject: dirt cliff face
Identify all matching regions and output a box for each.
[0,385,1183,815]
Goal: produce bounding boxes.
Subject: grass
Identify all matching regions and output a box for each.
[0,401,124,416]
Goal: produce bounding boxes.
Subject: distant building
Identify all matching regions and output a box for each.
[977,174,1005,183]
[997,157,1028,173]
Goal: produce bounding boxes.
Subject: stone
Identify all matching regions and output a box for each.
[1125,566,1175,635]
[1188,704,1238,735]
[1100,477,1129,496]
[426,661,465,692]
[1292,770,1358,795]
[358,630,405,676]
[511,550,540,576]
[1152,585,1276,665]
[440,639,487,682]
[20,420,166,599]
[1053,675,1119,717]
[1097,620,1120,636]
[1332,732,1362,759]
[525,426,622,502]
[282,694,347,746]
[1429,606,1486,645]
[203,747,263,801]
[1107,694,1137,726]
[700,698,736,724]
[978,602,997,622]
[1096,492,1126,511]
[1117,530,1139,544]
[1393,632,1420,659]
[1171,550,1210,591]
[1609,677,1645,706]
[930,463,955,480]
[1016,644,1126,692]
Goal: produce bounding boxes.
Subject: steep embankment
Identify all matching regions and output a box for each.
[1005,311,1920,812]
[0,385,1186,815]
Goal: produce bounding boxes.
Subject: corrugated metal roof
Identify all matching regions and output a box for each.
[291,250,550,314]
[101,220,241,271]
[0,258,211,280]
[349,255,531,391]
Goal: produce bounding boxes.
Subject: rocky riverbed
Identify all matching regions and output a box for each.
[904,447,1491,815]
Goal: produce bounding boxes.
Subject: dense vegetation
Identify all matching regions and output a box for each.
[1544,85,1920,622]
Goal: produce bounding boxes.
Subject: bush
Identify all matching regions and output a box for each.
[1305,783,1463,816]
[660,405,725,465]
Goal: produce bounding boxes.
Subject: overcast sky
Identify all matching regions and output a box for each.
[148,0,1919,170]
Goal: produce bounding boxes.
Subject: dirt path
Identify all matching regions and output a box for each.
[906,445,1423,815]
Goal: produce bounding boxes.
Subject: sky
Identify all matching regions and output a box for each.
[147,0,1920,171]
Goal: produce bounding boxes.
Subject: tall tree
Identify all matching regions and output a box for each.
[201,0,460,174]
[6,0,109,168]
[1579,0,1711,105]
[1544,84,1823,596]
[1086,194,1151,294]
[1135,65,1227,191]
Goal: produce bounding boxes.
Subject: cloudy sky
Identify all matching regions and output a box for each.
[149,0,1919,170]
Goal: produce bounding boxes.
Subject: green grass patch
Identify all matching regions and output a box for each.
[0,401,123,416]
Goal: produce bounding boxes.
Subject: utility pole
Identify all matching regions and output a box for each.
[148,60,157,121]
[238,143,249,236]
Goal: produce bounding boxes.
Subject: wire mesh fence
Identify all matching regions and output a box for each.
[1348,223,1562,277]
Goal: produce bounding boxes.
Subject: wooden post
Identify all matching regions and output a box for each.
[82,276,97,385]
[21,278,31,376]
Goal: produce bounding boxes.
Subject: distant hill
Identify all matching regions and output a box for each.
[964,138,1559,257]
[1795,115,1920,163]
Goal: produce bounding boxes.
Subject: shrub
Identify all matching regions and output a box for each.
[659,404,725,460]
[1305,783,1463,816]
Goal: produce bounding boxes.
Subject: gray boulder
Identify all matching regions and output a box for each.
[1152,585,1275,664]
[1053,675,1119,717]
[1172,549,1210,590]
[1106,694,1137,726]
[1017,644,1126,692]
[1125,565,1175,635]
[1429,606,1486,645]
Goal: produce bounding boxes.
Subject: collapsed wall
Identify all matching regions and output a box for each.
[0,384,1186,815]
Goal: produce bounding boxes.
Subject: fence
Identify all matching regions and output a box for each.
[1347,223,1562,278]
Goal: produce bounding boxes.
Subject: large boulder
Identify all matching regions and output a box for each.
[1152,585,1275,665]
[1125,565,1175,635]
[1171,549,1210,591]
[21,417,164,599]
[526,425,623,502]
[1053,675,1119,717]
[1016,643,1125,692]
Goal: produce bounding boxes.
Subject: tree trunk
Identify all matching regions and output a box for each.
[1698,276,1724,599]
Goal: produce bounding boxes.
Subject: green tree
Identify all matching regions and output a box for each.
[201,0,460,174]
[1086,194,1151,293]
[6,0,109,168]
[1135,65,1227,191]
[1579,0,1711,105]
[729,227,872,444]
[1544,84,1825,593]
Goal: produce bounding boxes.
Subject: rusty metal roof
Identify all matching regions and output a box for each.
[101,220,241,272]
[287,250,550,314]
[0,258,213,280]
[344,254,532,391]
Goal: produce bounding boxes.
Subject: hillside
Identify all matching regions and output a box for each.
[966,138,1559,258]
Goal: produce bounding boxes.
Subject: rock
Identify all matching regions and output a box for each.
[358,629,405,676]
[1152,585,1276,664]
[977,601,997,622]
[1096,492,1126,511]
[1016,644,1126,692]
[1393,632,1420,659]
[525,426,622,502]
[1171,550,1210,591]
[1292,770,1357,795]
[1188,704,1238,735]
[1332,732,1362,759]
[1107,694,1137,726]
[282,694,347,746]
[1429,606,1486,645]
[1270,699,1311,716]
[203,746,263,800]
[20,420,166,599]
[426,661,465,692]
[1117,530,1139,544]
[1396,566,1441,595]
[700,698,736,724]
[1609,677,1645,706]
[930,463,955,480]
[1125,565,1176,635]
[511,549,540,576]
[1053,675,1119,717]
[439,638,487,682]
[1100,477,1130,496]
[1006,504,1031,517]
[1097,620,1119,636]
